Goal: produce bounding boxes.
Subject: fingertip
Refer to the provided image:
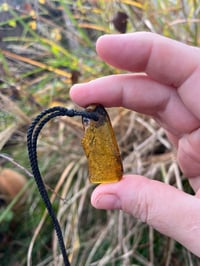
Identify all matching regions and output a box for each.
[91,187,121,210]
[96,34,112,53]
[69,83,79,99]
[96,34,107,48]
[90,175,139,210]
[96,34,123,58]
[69,83,88,106]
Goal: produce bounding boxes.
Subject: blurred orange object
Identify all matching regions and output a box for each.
[0,168,27,209]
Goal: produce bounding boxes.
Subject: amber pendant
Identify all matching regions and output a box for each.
[81,105,123,184]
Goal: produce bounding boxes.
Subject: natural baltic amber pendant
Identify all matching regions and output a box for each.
[81,105,123,184]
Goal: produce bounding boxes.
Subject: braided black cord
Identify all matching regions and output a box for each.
[27,107,98,266]
[27,111,71,266]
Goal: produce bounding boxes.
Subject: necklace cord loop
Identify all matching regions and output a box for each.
[27,106,98,266]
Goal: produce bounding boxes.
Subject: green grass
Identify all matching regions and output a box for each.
[0,0,200,265]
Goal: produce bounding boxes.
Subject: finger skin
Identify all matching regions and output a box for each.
[96,32,200,88]
[70,74,199,136]
[177,130,200,191]
[71,32,200,119]
[91,175,200,257]
[95,32,200,117]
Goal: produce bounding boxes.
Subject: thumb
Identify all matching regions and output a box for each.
[91,175,200,257]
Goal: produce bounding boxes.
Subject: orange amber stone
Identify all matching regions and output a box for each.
[81,105,123,184]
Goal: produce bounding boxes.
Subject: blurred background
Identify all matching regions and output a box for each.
[0,0,200,265]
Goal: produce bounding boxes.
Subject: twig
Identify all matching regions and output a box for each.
[0,153,33,177]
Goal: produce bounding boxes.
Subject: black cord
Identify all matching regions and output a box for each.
[27,106,98,266]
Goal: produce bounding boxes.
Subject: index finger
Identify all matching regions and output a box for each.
[96,32,200,87]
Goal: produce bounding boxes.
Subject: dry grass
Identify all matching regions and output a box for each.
[0,0,200,265]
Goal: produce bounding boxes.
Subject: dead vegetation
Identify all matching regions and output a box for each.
[0,0,199,265]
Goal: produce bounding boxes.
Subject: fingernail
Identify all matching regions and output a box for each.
[93,194,121,210]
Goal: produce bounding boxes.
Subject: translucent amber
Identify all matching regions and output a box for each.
[81,105,123,184]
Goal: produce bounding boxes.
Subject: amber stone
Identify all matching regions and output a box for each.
[81,105,123,184]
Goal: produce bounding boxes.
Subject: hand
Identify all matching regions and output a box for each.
[70,32,200,257]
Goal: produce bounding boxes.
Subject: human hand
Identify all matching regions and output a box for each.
[70,32,200,257]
